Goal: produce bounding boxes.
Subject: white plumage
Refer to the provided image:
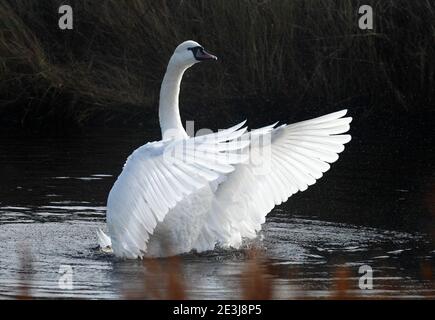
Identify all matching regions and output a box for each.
[99,41,352,258]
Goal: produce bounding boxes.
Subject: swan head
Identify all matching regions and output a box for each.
[170,40,217,68]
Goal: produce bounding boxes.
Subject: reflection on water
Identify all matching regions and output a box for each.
[0,129,433,299]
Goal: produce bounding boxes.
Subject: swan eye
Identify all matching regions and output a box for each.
[187,46,201,58]
[188,46,217,61]
[188,46,202,51]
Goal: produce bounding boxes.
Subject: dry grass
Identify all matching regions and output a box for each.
[0,0,433,128]
[241,250,273,299]
[16,244,32,300]
[331,266,353,299]
[123,256,187,300]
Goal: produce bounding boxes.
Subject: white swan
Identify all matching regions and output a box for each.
[98,40,352,259]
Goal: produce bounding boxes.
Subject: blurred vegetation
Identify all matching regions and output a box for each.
[0,0,433,130]
[15,247,435,299]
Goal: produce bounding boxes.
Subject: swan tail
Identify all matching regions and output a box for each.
[97,228,112,252]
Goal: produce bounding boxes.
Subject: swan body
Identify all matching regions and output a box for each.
[99,40,352,259]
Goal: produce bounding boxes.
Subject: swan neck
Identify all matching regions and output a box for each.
[159,61,189,140]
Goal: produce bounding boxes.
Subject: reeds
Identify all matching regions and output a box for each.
[0,0,434,127]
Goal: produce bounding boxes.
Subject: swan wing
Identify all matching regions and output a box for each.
[197,110,352,249]
[106,121,249,258]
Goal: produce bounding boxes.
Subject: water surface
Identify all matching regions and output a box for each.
[0,128,433,299]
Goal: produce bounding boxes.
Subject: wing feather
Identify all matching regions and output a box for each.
[106,121,249,258]
[194,110,352,250]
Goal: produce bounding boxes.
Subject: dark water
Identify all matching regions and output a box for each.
[0,127,433,299]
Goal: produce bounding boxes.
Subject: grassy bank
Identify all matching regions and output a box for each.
[0,0,434,129]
